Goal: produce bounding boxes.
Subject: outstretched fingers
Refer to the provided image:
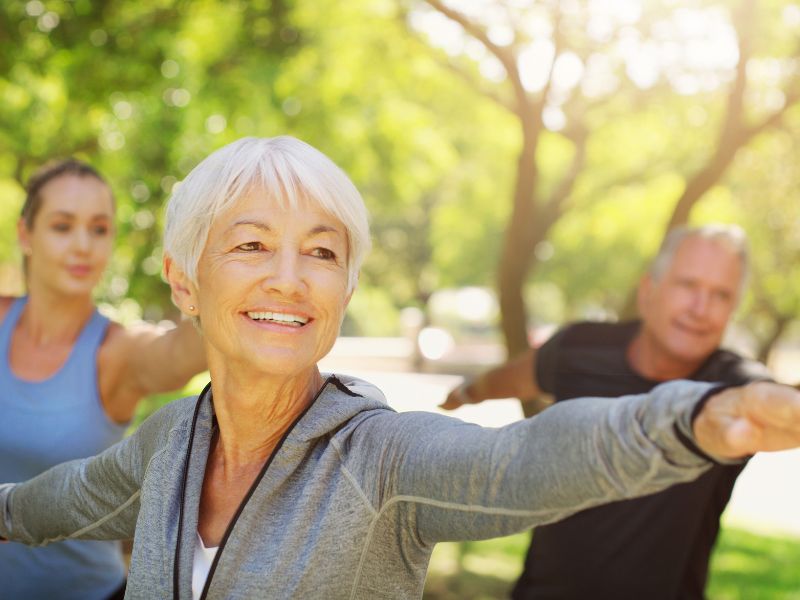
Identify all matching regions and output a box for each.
[727,383,800,455]
[695,383,800,459]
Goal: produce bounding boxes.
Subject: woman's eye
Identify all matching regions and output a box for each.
[52,223,70,232]
[236,241,263,252]
[311,247,336,260]
[93,225,110,236]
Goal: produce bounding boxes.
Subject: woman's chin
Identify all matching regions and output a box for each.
[50,279,98,298]
[237,351,321,380]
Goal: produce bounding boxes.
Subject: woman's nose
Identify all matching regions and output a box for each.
[261,251,306,297]
[72,228,92,253]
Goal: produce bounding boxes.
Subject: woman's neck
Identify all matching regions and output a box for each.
[207,361,324,468]
[18,288,95,347]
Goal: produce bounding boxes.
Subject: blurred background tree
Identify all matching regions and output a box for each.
[404,0,800,383]
[1,0,798,372]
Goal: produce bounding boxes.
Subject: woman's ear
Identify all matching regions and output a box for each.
[163,256,198,317]
[17,219,32,256]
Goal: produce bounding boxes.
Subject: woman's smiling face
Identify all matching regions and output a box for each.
[20,174,114,297]
[192,187,352,378]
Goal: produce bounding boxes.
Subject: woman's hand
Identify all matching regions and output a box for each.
[694,382,800,459]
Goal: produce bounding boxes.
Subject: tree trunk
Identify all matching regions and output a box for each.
[756,315,791,366]
[498,126,540,359]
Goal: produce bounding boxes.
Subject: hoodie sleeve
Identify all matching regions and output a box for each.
[0,399,186,545]
[343,379,725,545]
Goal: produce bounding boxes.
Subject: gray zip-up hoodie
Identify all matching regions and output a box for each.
[0,374,724,599]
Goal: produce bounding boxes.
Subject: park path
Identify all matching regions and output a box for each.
[318,357,800,539]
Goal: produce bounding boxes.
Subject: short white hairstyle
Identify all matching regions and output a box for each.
[649,224,749,297]
[163,136,371,292]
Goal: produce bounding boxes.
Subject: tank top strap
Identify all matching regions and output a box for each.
[0,298,27,370]
[63,307,111,378]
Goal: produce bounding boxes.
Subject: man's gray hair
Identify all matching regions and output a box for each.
[649,224,749,295]
[163,136,371,293]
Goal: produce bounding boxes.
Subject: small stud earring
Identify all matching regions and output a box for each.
[188,305,196,312]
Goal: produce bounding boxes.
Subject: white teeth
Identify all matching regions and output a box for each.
[247,311,309,325]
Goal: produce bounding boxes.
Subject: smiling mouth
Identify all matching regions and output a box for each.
[673,322,709,336]
[67,265,92,276]
[246,311,310,328]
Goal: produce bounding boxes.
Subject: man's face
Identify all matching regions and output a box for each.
[638,236,743,367]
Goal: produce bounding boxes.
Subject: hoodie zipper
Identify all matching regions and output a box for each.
[172,378,335,600]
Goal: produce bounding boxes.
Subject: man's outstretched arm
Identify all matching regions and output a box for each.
[441,347,540,410]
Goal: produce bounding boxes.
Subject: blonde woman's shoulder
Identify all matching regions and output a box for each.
[0,296,19,324]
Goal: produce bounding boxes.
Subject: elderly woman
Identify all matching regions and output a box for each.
[1,136,800,600]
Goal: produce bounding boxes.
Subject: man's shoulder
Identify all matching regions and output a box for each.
[553,320,639,349]
[696,349,771,384]
[537,321,639,398]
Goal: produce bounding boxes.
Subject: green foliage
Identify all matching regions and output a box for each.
[0,0,518,325]
[729,130,800,321]
[0,0,799,352]
[129,371,209,430]
[343,285,402,337]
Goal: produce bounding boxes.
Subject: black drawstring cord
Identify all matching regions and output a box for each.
[172,382,211,600]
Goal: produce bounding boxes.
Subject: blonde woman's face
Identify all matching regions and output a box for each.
[19,175,114,297]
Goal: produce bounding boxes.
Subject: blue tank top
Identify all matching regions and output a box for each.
[0,297,128,600]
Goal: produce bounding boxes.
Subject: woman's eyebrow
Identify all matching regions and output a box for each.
[46,211,76,219]
[307,224,341,236]
[46,211,112,220]
[225,221,341,237]
[229,220,272,233]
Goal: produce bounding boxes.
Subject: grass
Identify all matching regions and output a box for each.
[708,528,800,599]
[423,527,800,599]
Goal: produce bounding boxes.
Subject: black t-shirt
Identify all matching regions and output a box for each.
[511,321,771,600]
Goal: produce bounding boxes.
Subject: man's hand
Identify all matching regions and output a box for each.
[440,380,476,411]
[694,382,800,459]
[439,349,541,411]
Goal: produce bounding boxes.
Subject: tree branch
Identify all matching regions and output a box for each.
[422,0,532,115]
[402,20,516,112]
[544,125,587,218]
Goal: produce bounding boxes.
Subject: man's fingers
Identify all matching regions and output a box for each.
[742,383,800,430]
[696,383,800,458]
[722,419,761,456]
[439,397,459,411]
[440,389,464,411]
[440,383,475,411]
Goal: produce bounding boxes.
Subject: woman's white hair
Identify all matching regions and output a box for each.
[163,136,371,292]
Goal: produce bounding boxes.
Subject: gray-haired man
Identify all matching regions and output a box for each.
[443,224,771,600]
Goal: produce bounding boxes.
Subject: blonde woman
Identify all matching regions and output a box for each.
[0,159,207,599]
